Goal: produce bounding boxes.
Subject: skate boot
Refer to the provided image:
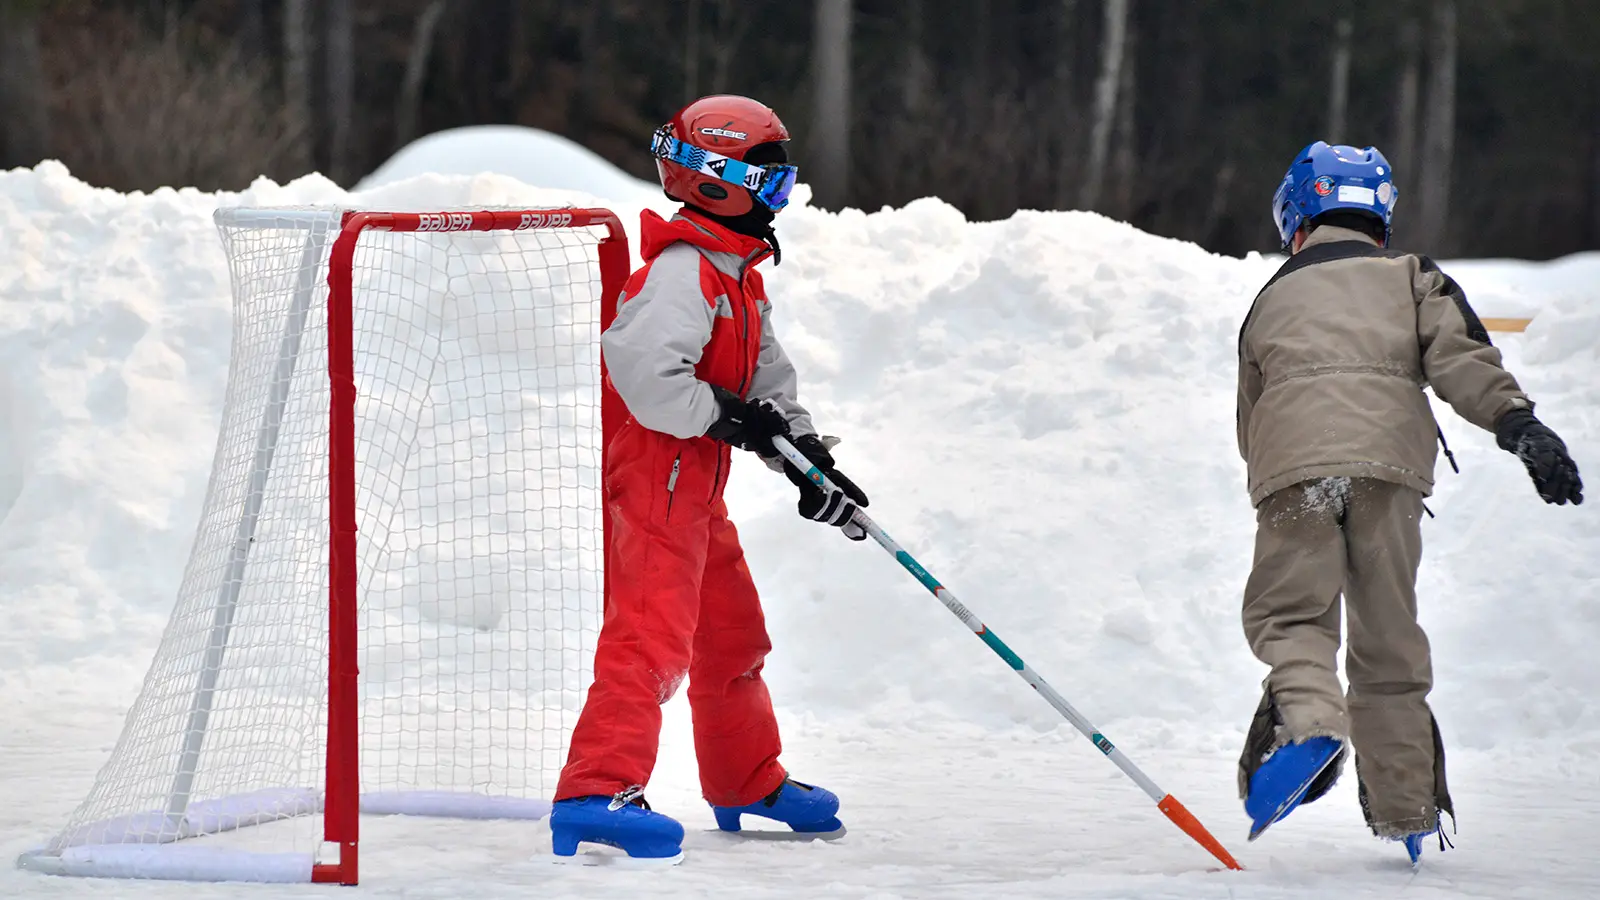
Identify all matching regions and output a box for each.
[551,786,684,862]
[711,778,842,834]
[1245,736,1345,840]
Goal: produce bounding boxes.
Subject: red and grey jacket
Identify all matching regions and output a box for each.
[602,208,815,440]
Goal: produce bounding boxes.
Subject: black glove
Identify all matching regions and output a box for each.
[1495,408,1583,506]
[783,434,870,539]
[704,385,790,454]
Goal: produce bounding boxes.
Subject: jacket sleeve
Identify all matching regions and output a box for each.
[1413,258,1532,432]
[1236,334,1263,462]
[746,297,817,438]
[600,245,721,439]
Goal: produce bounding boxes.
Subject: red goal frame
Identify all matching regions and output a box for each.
[315,209,630,884]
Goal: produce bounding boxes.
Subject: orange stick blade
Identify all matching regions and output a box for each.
[1157,794,1244,871]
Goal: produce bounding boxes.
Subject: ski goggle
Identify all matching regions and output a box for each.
[651,127,799,212]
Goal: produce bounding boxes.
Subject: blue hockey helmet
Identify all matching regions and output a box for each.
[1271,142,1398,249]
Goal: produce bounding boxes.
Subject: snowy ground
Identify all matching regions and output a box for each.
[1,156,1596,897]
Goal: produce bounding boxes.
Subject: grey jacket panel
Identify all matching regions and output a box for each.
[748,298,817,437]
[601,243,720,440]
[1237,225,1531,506]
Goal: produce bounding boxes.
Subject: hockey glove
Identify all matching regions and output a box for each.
[705,385,790,455]
[783,434,870,540]
[1495,409,1583,506]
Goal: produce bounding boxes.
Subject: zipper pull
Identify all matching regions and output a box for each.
[667,457,680,493]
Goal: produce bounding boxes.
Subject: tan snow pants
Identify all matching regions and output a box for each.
[1240,477,1451,837]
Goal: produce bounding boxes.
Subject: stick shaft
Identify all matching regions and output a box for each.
[771,435,1243,871]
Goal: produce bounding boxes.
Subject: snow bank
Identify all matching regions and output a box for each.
[1,160,1596,762]
[354,125,661,204]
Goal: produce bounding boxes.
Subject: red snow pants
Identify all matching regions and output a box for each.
[554,421,787,807]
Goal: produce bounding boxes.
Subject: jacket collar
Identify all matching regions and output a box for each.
[638,207,775,273]
[1298,224,1381,253]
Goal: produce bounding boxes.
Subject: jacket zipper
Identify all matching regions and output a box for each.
[665,455,681,523]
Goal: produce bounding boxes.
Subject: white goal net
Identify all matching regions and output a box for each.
[18,208,627,883]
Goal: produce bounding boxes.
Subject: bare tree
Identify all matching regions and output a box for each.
[1416,0,1457,253]
[1110,22,1137,220]
[327,0,355,183]
[707,0,750,93]
[397,0,450,146]
[1394,17,1422,180]
[1052,0,1080,208]
[810,0,852,209]
[282,0,314,171]
[901,0,931,113]
[1327,17,1352,142]
[684,0,702,101]
[0,0,50,169]
[1591,82,1600,247]
[1079,0,1130,211]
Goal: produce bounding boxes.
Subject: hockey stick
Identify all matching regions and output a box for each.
[770,435,1244,872]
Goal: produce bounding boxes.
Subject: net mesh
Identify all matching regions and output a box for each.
[34,209,608,863]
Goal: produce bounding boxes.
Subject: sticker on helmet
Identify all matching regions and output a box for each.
[1313,175,1336,196]
[1338,185,1378,206]
[699,127,749,141]
[1376,182,1394,205]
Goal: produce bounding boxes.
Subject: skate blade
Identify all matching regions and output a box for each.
[711,825,847,843]
[549,849,685,867]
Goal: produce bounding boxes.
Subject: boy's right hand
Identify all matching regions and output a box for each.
[1496,409,1583,506]
[704,385,790,454]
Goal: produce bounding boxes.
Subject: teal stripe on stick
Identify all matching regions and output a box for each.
[895,550,942,593]
[978,629,1025,670]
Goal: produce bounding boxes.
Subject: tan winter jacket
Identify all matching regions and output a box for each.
[1237,225,1531,506]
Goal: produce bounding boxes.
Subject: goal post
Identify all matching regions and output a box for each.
[18,207,630,884]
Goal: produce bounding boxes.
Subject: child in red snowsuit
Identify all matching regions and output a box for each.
[550,95,869,862]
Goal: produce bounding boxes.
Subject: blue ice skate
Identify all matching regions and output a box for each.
[1399,825,1451,866]
[1245,736,1345,840]
[711,778,842,834]
[550,787,684,862]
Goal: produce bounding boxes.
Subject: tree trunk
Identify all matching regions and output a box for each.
[1051,0,1079,208]
[326,0,355,183]
[685,0,702,101]
[810,0,852,209]
[282,0,314,172]
[239,0,267,59]
[571,2,606,142]
[1079,0,1130,211]
[900,0,930,113]
[1327,17,1352,142]
[1588,74,1600,248]
[396,0,450,146]
[1394,17,1421,181]
[708,0,749,94]
[0,0,50,170]
[1416,0,1457,254]
[1110,22,1137,221]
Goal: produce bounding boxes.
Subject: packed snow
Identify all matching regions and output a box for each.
[355,125,662,204]
[1,154,1597,898]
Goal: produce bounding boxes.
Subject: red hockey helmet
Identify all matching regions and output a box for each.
[652,95,794,217]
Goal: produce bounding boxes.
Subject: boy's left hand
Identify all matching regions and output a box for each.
[1497,410,1583,506]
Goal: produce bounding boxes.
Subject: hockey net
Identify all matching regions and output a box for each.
[18,208,629,884]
